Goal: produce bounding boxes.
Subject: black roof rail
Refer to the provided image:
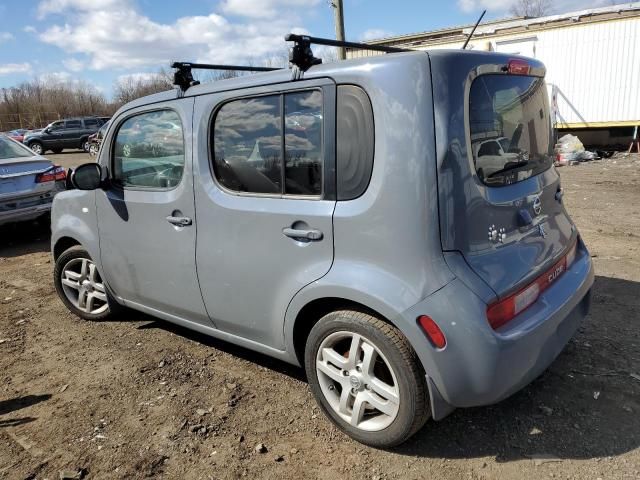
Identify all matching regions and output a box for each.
[171,62,282,92]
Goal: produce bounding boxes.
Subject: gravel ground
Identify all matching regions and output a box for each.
[0,153,639,480]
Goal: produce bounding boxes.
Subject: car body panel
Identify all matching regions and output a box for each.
[93,98,210,326]
[193,78,337,350]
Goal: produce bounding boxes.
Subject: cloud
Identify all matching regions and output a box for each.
[36,0,309,70]
[0,32,14,44]
[62,58,84,71]
[23,26,37,34]
[457,0,613,14]
[0,63,33,75]
[221,0,321,18]
[360,29,394,41]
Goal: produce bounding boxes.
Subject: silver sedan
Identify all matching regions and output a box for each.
[0,135,66,226]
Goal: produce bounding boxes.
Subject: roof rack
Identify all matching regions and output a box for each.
[171,62,282,91]
[285,33,411,76]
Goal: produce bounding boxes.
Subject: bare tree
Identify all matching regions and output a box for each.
[112,69,173,106]
[509,0,553,17]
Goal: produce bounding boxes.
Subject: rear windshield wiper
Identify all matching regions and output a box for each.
[487,160,529,179]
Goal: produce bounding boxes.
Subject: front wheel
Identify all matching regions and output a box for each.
[81,139,90,152]
[305,311,430,448]
[29,141,44,155]
[54,246,119,321]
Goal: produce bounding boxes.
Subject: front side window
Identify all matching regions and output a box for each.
[65,120,82,129]
[49,121,64,131]
[469,75,553,187]
[112,110,184,189]
[213,90,323,196]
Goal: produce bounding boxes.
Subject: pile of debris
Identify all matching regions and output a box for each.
[554,134,600,166]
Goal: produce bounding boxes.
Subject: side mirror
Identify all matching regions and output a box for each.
[71,163,103,190]
[44,127,52,133]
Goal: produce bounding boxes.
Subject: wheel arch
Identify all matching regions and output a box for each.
[53,236,81,261]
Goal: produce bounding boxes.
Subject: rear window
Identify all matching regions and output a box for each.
[469,75,553,187]
[0,136,33,159]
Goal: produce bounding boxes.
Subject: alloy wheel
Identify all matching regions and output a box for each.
[315,331,400,431]
[60,258,109,315]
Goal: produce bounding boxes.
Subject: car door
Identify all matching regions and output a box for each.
[193,80,336,350]
[95,98,210,326]
[43,121,65,148]
[63,119,83,148]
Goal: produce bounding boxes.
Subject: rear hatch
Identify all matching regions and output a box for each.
[430,51,576,298]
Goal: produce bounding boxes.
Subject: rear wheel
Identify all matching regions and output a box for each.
[28,141,44,155]
[89,143,99,156]
[54,246,120,321]
[81,138,90,152]
[305,310,430,447]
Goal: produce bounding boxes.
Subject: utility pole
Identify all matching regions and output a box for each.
[332,0,346,60]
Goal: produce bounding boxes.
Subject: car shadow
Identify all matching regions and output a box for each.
[0,394,52,417]
[113,275,638,462]
[0,217,51,258]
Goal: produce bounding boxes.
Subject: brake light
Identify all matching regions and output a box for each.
[36,165,66,183]
[417,315,446,349]
[507,59,531,75]
[487,241,578,330]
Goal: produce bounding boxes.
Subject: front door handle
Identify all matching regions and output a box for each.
[166,215,192,227]
[282,227,323,241]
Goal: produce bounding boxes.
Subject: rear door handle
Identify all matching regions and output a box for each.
[166,215,192,227]
[282,227,323,241]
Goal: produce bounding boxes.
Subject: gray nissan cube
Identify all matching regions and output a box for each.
[51,43,594,447]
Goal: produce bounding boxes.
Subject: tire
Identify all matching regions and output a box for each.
[28,141,44,155]
[89,143,99,156]
[51,148,63,154]
[81,139,90,152]
[54,245,121,321]
[305,310,430,448]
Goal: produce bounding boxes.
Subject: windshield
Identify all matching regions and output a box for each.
[0,135,34,160]
[469,74,553,187]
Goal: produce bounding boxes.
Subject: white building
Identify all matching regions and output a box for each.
[350,3,640,146]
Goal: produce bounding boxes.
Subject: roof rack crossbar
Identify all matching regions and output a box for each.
[171,61,282,91]
[285,34,411,54]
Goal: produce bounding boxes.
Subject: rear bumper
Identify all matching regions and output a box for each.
[0,196,56,226]
[398,240,594,417]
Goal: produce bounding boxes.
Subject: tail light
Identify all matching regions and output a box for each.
[487,240,578,330]
[417,315,446,349]
[36,165,66,183]
[507,59,531,75]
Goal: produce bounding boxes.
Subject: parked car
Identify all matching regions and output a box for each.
[88,120,110,156]
[5,129,29,143]
[23,117,107,155]
[0,135,66,226]
[51,49,594,447]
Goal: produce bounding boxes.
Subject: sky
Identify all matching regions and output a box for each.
[0,0,620,97]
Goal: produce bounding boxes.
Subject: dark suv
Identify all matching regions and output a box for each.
[23,117,107,155]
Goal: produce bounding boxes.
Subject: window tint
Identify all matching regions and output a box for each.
[65,120,82,129]
[84,118,99,127]
[112,110,184,189]
[213,95,282,194]
[469,75,553,187]
[212,90,323,196]
[284,91,322,195]
[336,85,374,200]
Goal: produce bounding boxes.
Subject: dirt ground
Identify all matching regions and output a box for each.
[1,153,639,480]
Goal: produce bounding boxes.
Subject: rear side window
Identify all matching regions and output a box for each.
[112,110,184,189]
[469,75,553,187]
[65,120,82,129]
[336,85,374,200]
[213,90,323,196]
[84,118,99,128]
